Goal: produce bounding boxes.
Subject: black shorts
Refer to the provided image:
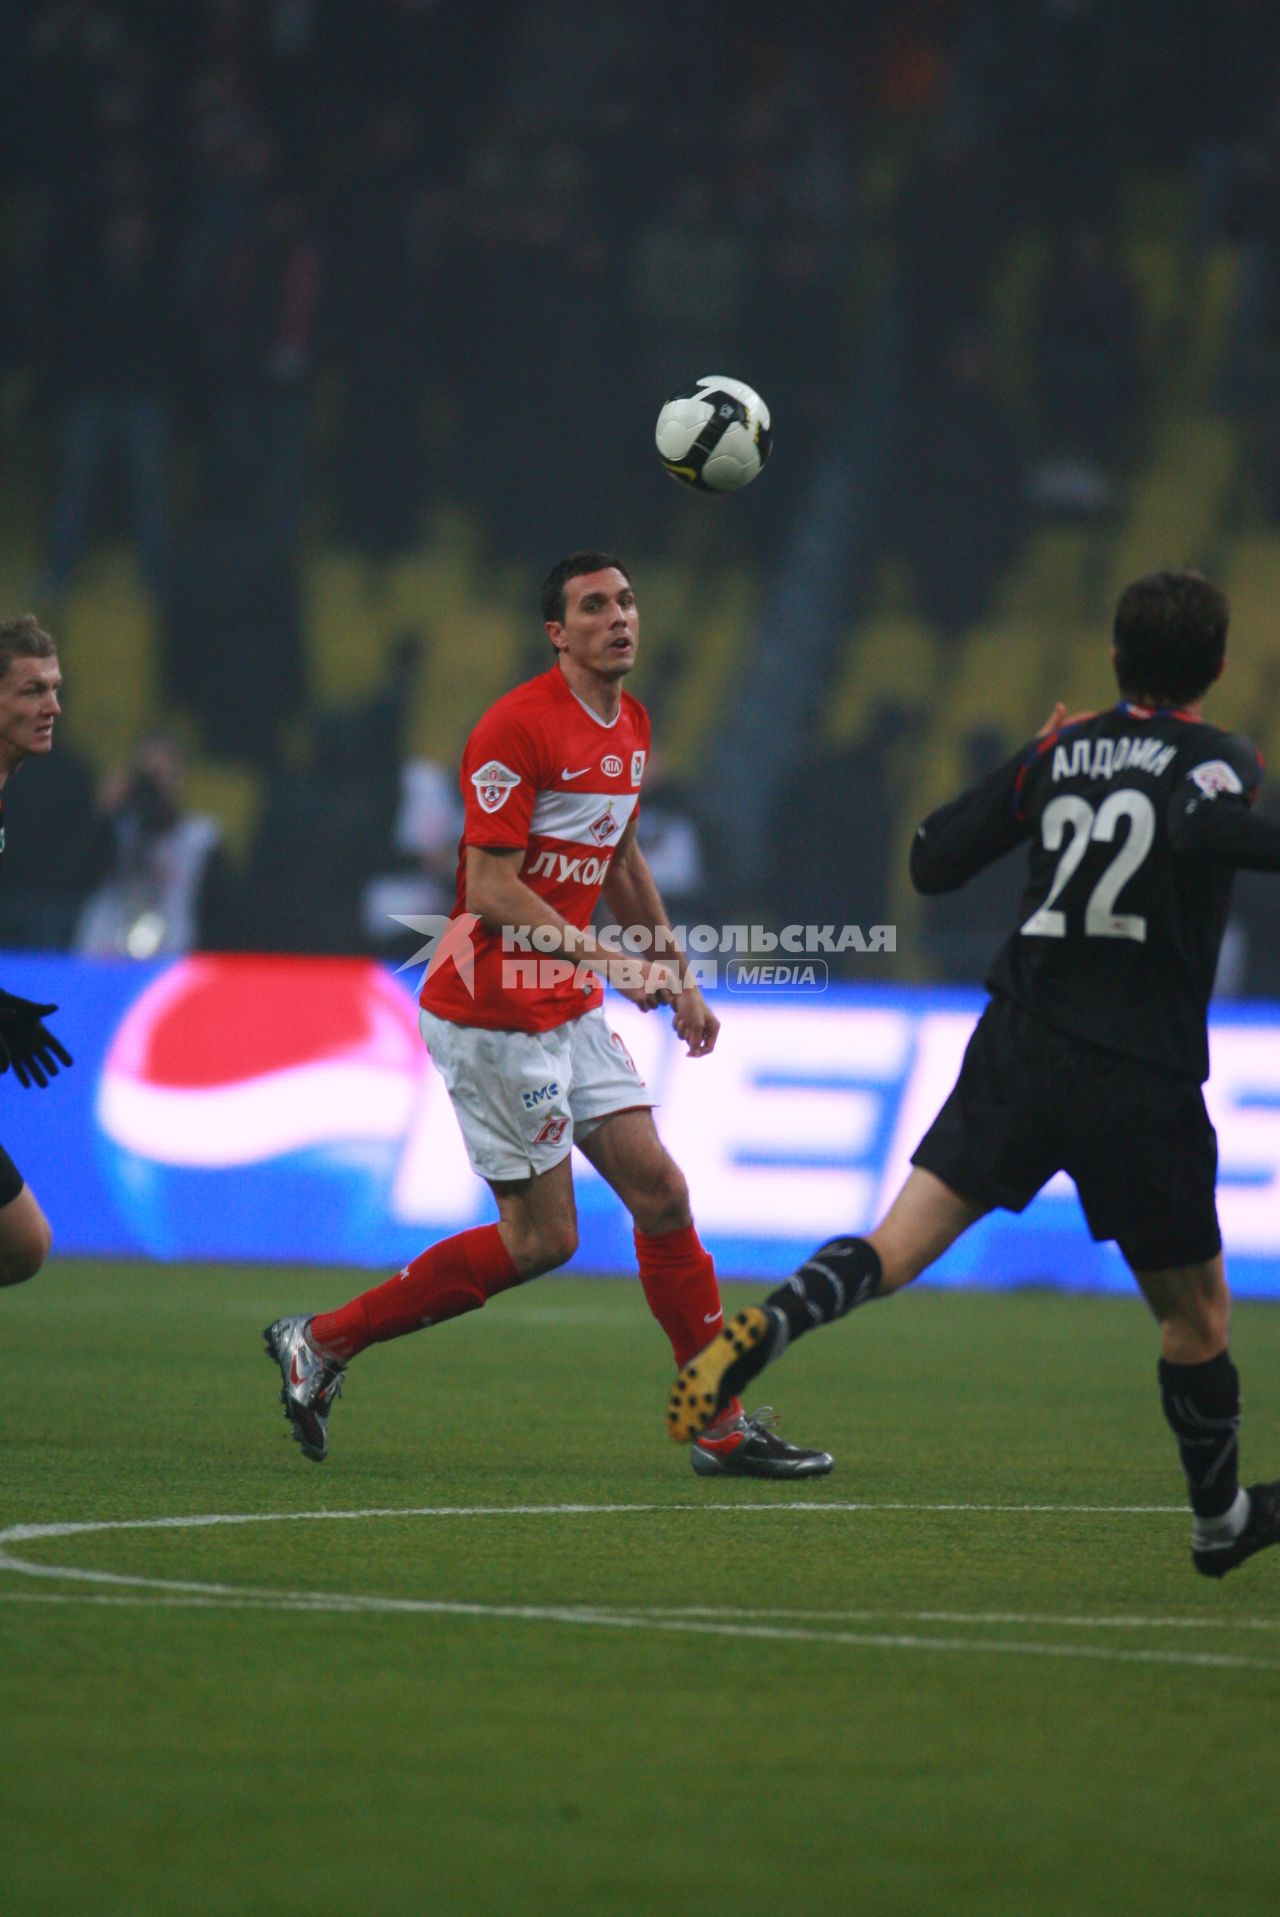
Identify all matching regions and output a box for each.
[0,1142,23,1208]
[911,996,1221,1271]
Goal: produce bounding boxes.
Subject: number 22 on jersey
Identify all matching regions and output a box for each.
[1021,788,1156,943]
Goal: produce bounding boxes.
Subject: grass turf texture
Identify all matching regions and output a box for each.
[3,1263,1279,1917]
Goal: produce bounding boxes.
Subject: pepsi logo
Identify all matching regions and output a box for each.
[99,956,423,1168]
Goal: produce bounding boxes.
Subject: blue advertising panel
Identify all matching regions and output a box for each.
[9,952,1280,1294]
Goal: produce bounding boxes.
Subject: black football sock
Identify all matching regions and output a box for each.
[1158,1351,1243,1523]
[763,1236,884,1349]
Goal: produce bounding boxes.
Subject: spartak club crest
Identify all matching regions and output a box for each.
[471,760,521,814]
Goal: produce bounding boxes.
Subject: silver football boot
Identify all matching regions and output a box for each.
[263,1315,345,1462]
[690,1405,833,1479]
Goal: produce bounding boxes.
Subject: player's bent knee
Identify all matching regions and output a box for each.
[630,1159,690,1234]
[1133,1255,1231,1360]
[1169,1290,1230,1357]
[657,1160,689,1211]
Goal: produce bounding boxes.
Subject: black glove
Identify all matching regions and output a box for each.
[0,990,73,1090]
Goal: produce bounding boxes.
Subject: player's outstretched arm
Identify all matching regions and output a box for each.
[911,700,1101,895]
[0,989,73,1090]
[910,754,1031,894]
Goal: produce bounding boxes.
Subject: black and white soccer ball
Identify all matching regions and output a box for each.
[655,376,773,492]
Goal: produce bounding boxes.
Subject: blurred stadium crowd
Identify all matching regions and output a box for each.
[4,0,1280,987]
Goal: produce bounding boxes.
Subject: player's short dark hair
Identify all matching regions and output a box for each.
[541,552,631,626]
[0,615,57,681]
[1112,569,1229,705]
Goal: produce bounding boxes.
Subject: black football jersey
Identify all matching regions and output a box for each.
[911,702,1280,1080]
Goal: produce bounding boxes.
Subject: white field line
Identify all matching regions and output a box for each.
[3,1503,1276,1675]
[3,1591,1279,1636]
[632,1605,1280,1633]
[1,1583,1278,1673]
[0,1499,1188,1550]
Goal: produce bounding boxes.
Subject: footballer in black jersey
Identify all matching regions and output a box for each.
[0,616,73,1292]
[913,703,1276,1082]
[668,569,1280,1578]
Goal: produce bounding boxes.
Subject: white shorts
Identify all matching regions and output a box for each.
[420,1004,658,1183]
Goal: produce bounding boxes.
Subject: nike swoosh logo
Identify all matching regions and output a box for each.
[703,1311,723,1325]
[561,767,589,780]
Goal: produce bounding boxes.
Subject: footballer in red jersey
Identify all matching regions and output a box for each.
[420,659,651,1033]
[266,554,833,1480]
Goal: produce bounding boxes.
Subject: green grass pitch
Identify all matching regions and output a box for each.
[3,1261,1279,1917]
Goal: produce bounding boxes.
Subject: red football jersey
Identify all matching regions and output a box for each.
[420,665,650,1032]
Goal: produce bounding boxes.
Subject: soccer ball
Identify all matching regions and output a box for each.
[655,376,773,492]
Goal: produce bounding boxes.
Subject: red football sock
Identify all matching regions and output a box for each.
[310,1225,520,1361]
[635,1223,727,1366]
[635,1224,744,1424]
